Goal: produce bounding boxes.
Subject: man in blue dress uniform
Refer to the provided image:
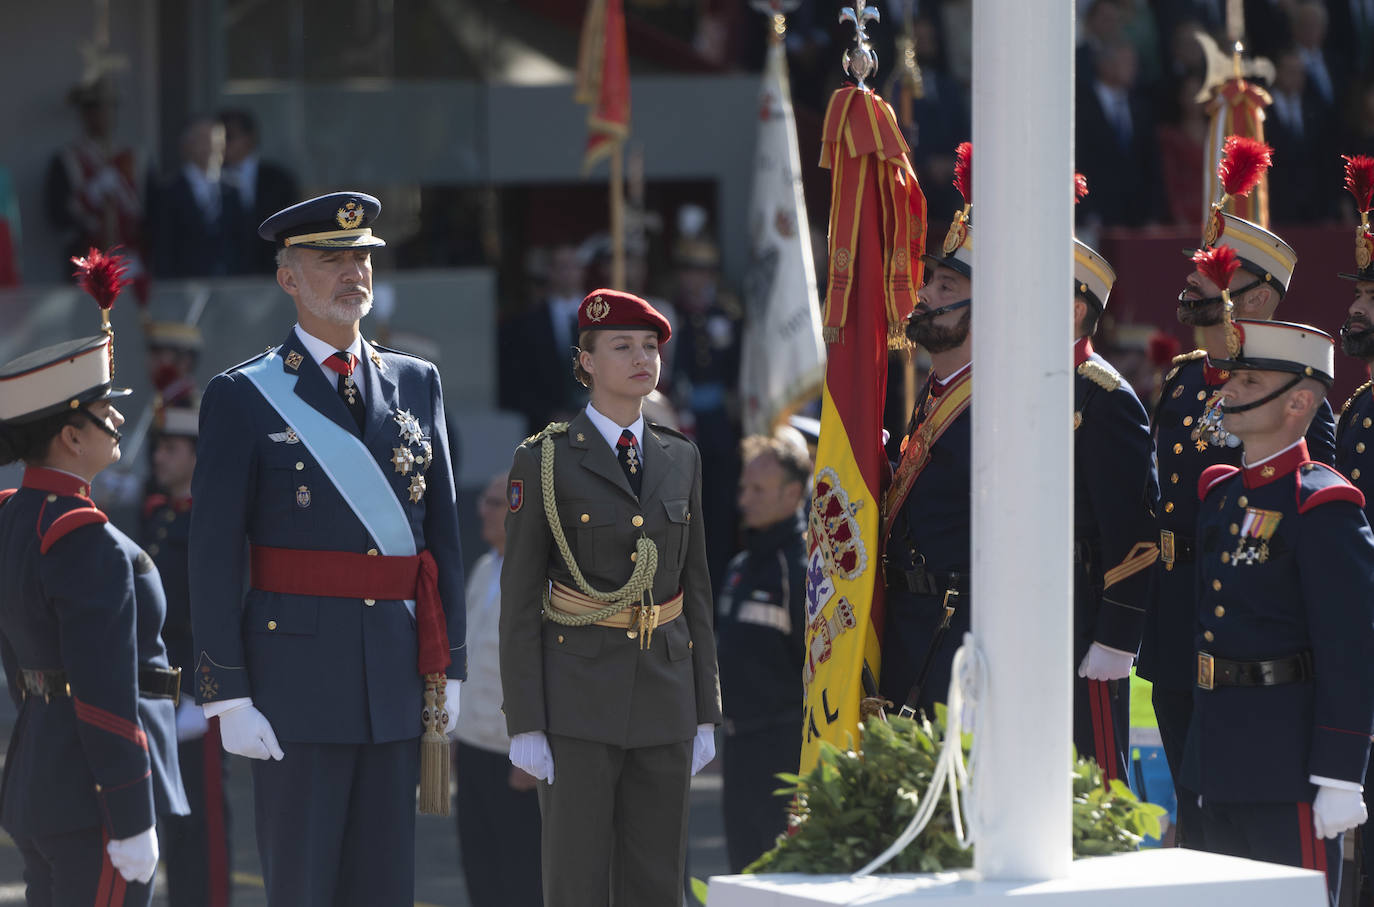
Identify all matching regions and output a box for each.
[189,192,467,906]
[0,275,188,905]
[1070,240,1159,783]
[1138,210,1335,847]
[142,402,233,907]
[880,185,973,716]
[1184,320,1374,905]
[1331,179,1374,904]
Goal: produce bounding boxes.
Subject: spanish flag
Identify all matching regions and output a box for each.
[575,0,630,174]
[800,86,925,772]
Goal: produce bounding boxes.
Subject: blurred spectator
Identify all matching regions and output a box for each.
[150,117,243,278]
[144,321,203,408]
[1155,73,1207,226]
[1341,81,1374,165]
[1267,46,1338,223]
[1327,0,1374,83]
[1293,1,1341,109]
[717,434,810,873]
[665,206,743,584]
[902,16,971,224]
[1077,0,1127,82]
[454,472,542,907]
[1161,16,1207,84]
[43,77,146,277]
[497,242,591,435]
[1076,40,1166,228]
[217,108,300,275]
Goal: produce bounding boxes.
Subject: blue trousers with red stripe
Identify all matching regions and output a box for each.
[12,826,153,907]
[1072,676,1129,785]
[161,720,231,907]
[1201,800,1342,906]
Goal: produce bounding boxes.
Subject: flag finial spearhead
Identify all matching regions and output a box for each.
[839,2,881,90]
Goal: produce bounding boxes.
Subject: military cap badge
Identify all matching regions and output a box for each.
[585,296,610,323]
[336,200,366,230]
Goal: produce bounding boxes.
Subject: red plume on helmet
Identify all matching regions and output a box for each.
[953,142,972,207]
[1193,244,1241,290]
[1217,136,1272,199]
[1074,173,1089,204]
[1344,155,1374,215]
[70,246,132,334]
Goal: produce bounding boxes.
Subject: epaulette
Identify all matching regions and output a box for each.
[1297,462,1366,514]
[1198,464,1240,501]
[40,504,109,555]
[647,421,692,443]
[1077,360,1121,392]
[368,340,429,362]
[1173,349,1207,365]
[523,421,570,447]
[1341,380,1373,416]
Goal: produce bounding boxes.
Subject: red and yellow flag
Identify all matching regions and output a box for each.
[575,0,630,173]
[801,86,925,772]
[1202,78,1271,228]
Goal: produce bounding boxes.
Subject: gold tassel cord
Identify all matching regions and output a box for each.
[418,673,451,816]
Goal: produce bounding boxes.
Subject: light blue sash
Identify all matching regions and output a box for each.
[240,351,417,613]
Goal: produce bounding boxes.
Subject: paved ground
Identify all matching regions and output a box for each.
[0,685,732,906]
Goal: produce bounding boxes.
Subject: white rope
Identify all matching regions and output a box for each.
[852,632,987,878]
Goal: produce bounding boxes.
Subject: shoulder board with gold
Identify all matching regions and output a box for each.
[1341,380,1374,416]
[647,421,692,443]
[1077,360,1121,392]
[1172,349,1207,366]
[523,421,570,447]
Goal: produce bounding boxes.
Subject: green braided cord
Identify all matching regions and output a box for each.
[538,432,659,626]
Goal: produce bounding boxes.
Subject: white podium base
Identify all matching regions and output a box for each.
[707,849,1326,906]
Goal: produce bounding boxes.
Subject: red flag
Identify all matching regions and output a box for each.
[575,0,630,173]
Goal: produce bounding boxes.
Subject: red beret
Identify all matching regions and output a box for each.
[578,289,672,343]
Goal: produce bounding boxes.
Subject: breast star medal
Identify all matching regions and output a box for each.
[391,447,415,475]
[408,474,427,503]
[1193,391,1241,450]
[393,409,424,445]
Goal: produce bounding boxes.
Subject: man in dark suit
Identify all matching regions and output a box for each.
[189,192,467,906]
[1075,40,1166,228]
[218,109,300,276]
[1266,48,1338,223]
[150,117,242,279]
[498,243,591,435]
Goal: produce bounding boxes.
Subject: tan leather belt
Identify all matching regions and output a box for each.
[548,581,683,648]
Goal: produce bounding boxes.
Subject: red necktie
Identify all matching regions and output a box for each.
[325,351,365,433]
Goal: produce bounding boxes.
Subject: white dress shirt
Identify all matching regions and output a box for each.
[584,403,645,461]
[294,324,366,406]
[454,550,511,753]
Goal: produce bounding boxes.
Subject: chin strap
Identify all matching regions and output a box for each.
[1218,373,1304,414]
[908,298,971,324]
[79,408,122,442]
[1177,278,1262,313]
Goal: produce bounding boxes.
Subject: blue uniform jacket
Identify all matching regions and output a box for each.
[189,328,466,744]
[1072,344,1160,661]
[141,495,193,695]
[1181,444,1374,802]
[0,469,188,838]
[1140,352,1337,692]
[1336,380,1374,521]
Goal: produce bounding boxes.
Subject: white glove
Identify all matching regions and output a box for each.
[509,730,554,784]
[1313,785,1367,839]
[106,826,158,884]
[218,701,284,761]
[175,700,209,742]
[691,723,716,775]
[444,679,461,735]
[1077,642,1135,681]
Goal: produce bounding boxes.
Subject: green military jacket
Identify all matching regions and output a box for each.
[499,409,723,748]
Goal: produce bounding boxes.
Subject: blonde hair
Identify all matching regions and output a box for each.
[572,330,598,388]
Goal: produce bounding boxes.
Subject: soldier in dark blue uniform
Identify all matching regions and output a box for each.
[880,187,973,716]
[1138,211,1335,847]
[0,291,188,905]
[1184,320,1374,906]
[1331,177,1374,904]
[717,433,810,872]
[1070,240,1160,783]
[142,402,232,907]
[189,192,467,906]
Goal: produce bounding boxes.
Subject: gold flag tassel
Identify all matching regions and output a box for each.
[418,673,451,816]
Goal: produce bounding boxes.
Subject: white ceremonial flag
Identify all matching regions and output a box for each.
[740,39,825,437]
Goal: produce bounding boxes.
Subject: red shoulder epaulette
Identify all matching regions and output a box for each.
[1297,462,1366,514]
[0,489,16,508]
[1199,464,1240,501]
[40,507,109,554]
[142,493,168,519]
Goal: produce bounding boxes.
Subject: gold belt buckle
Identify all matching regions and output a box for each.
[1197,651,1215,691]
[1160,530,1175,566]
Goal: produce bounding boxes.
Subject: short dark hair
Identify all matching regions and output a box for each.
[740,434,812,487]
[0,410,84,466]
[1077,297,1102,337]
[217,107,259,140]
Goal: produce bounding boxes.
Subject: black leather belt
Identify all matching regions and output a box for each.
[1196,651,1312,690]
[19,666,181,705]
[1160,530,1196,566]
[883,561,969,597]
